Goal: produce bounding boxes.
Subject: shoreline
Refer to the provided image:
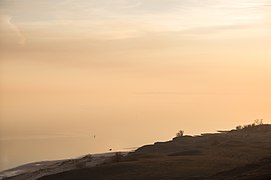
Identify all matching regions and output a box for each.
[0,151,129,180]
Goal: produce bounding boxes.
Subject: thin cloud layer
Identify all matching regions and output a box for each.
[0,15,25,45]
[0,0,270,44]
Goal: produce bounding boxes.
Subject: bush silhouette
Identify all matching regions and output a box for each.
[176,130,184,137]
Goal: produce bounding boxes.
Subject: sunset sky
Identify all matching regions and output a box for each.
[1,0,271,170]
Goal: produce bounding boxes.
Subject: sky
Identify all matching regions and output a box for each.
[1,0,271,170]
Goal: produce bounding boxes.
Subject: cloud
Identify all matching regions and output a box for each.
[0,0,269,45]
[115,1,142,9]
[0,15,26,45]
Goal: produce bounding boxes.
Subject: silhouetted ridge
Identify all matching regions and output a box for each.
[6,124,271,180]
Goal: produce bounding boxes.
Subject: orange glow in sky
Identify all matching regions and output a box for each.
[0,0,271,170]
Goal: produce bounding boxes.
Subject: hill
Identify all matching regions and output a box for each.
[4,124,271,180]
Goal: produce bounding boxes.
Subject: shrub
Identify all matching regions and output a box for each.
[176,130,184,137]
[254,119,263,125]
[236,119,264,130]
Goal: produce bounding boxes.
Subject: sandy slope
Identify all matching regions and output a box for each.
[0,152,128,180]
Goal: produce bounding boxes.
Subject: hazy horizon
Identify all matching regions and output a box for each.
[1,0,271,170]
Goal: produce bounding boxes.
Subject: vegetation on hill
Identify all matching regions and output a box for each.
[235,119,264,130]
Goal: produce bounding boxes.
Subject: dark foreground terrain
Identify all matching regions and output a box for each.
[6,124,271,180]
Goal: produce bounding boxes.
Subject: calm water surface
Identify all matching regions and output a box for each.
[0,137,128,171]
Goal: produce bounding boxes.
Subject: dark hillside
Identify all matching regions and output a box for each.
[39,124,271,180]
